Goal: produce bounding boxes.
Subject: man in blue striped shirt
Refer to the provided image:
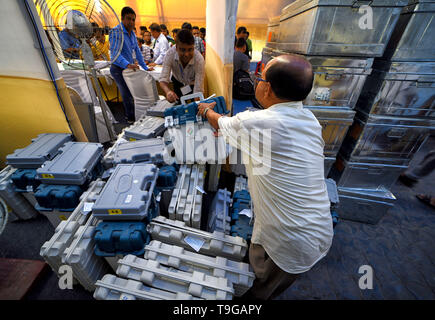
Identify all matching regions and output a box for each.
[109,6,151,123]
[59,28,80,59]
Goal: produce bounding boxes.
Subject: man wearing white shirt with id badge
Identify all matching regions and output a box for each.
[159,29,205,103]
[148,23,169,67]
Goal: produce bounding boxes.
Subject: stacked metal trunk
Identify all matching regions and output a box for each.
[330,0,435,224]
[262,0,408,179]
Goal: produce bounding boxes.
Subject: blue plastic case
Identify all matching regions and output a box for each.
[164,96,229,127]
[11,169,40,192]
[230,190,251,221]
[94,221,150,257]
[34,184,84,211]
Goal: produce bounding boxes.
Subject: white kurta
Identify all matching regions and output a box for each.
[218,101,334,274]
[152,33,169,65]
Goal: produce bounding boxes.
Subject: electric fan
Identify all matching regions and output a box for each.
[34,0,126,141]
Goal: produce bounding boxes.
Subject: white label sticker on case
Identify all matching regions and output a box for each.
[125,195,133,203]
[313,87,331,102]
[239,209,252,218]
[184,235,205,252]
[82,202,94,214]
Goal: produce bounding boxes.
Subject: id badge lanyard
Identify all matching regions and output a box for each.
[179,63,187,86]
[179,63,192,95]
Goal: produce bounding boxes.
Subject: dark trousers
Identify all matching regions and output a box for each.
[110,64,135,121]
[243,243,300,300]
[171,76,194,100]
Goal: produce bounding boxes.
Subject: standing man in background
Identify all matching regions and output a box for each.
[182,23,205,57]
[200,27,206,56]
[59,27,80,59]
[92,27,109,61]
[148,23,169,67]
[192,26,205,57]
[233,38,250,73]
[139,26,147,40]
[235,26,250,58]
[137,38,152,64]
[246,31,253,59]
[172,28,180,42]
[109,6,151,123]
[160,24,175,45]
[142,30,154,63]
[199,27,206,41]
[143,30,153,48]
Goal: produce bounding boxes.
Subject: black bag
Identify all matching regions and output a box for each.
[233,69,255,100]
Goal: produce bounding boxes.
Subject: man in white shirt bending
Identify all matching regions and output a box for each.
[148,23,169,66]
[159,29,205,103]
[198,54,334,300]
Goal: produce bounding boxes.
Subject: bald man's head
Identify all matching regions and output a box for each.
[264,54,314,102]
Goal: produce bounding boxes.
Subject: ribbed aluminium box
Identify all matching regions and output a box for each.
[265,16,280,49]
[324,157,335,178]
[167,122,228,164]
[261,49,373,110]
[385,0,435,62]
[277,0,407,57]
[340,111,434,163]
[355,61,435,119]
[337,187,396,224]
[308,106,356,158]
[329,154,408,190]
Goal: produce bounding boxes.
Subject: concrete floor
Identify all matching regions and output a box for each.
[1,103,433,300]
[280,136,435,300]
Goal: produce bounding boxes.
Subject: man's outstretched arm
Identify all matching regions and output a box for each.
[197,102,222,130]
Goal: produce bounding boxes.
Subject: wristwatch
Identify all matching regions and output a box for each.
[203,107,210,118]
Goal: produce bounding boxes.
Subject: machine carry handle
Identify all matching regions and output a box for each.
[387,128,407,139]
[180,92,205,105]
